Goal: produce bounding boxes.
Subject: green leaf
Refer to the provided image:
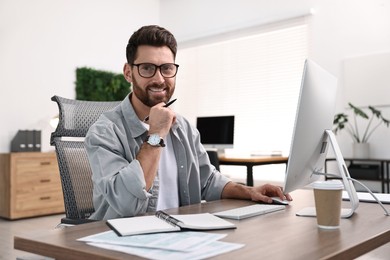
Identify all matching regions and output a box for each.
[348,103,368,119]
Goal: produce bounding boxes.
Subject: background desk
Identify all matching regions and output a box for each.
[326,158,390,193]
[14,189,390,260]
[218,156,288,186]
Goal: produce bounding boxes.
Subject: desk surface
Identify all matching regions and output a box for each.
[219,155,288,164]
[14,189,390,260]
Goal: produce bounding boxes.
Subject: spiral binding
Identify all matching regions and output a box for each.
[155,211,182,227]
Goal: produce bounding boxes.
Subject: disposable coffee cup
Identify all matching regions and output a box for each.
[313,180,344,229]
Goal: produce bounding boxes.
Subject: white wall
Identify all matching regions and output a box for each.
[1,0,390,157]
[160,0,390,158]
[0,0,160,152]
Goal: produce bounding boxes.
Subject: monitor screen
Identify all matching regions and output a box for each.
[283,59,338,194]
[196,115,234,151]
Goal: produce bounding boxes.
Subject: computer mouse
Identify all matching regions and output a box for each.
[271,197,290,205]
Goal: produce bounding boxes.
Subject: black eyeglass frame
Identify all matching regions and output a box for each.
[131,63,179,78]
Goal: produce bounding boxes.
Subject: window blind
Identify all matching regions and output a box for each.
[175,17,309,155]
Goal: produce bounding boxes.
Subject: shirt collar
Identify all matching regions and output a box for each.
[120,93,148,138]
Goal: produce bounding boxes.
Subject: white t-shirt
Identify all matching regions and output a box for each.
[141,122,179,210]
[156,133,179,210]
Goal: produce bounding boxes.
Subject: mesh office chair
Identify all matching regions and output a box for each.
[206,150,220,171]
[50,95,121,225]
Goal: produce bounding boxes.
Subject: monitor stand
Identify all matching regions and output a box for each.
[296,129,359,219]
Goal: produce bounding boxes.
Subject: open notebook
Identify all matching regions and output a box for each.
[107,211,236,236]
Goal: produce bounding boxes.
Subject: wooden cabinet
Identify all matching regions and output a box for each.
[0,152,64,219]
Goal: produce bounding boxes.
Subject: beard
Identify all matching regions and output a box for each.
[132,75,175,107]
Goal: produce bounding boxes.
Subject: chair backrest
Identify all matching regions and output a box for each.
[206,150,220,171]
[50,95,121,224]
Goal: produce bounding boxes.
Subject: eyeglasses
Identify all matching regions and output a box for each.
[132,63,179,78]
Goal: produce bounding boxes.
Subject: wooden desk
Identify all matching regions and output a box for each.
[14,190,390,260]
[218,156,288,186]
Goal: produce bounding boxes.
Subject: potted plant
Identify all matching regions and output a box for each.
[333,102,390,158]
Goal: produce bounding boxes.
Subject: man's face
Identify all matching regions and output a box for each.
[125,45,176,107]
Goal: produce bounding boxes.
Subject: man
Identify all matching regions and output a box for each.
[85,25,292,220]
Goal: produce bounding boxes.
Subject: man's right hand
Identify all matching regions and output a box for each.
[148,102,176,137]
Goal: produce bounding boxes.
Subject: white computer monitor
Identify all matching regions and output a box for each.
[283,59,359,218]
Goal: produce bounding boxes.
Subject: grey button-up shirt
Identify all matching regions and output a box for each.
[85,94,230,220]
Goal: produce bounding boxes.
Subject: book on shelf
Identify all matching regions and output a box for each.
[106,211,236,236]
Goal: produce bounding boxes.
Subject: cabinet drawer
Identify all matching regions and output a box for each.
[13,156,61,193]
[16,178,62,197]
[14,156,58,175]
[15,189,64,212]
[15,169,61,192]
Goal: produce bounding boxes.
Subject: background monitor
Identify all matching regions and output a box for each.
[283,59,338,194]
[196,115,235,153]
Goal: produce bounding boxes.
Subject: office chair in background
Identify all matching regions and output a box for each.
[206,150,220,171]
[50,95,120,225]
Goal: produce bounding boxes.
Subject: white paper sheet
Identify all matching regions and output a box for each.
[78,230,227,252]
[87,240,244,260]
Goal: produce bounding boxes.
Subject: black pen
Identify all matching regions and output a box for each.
[143,98,177,122]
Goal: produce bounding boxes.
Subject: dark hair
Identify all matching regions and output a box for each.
[126,25,177,64]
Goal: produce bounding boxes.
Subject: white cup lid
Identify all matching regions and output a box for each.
[312,180,344,190]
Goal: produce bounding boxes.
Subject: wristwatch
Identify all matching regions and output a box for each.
[145,134,165,147]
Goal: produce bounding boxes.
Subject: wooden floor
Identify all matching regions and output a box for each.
[1,213,389,260]
[0,213,64,260]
